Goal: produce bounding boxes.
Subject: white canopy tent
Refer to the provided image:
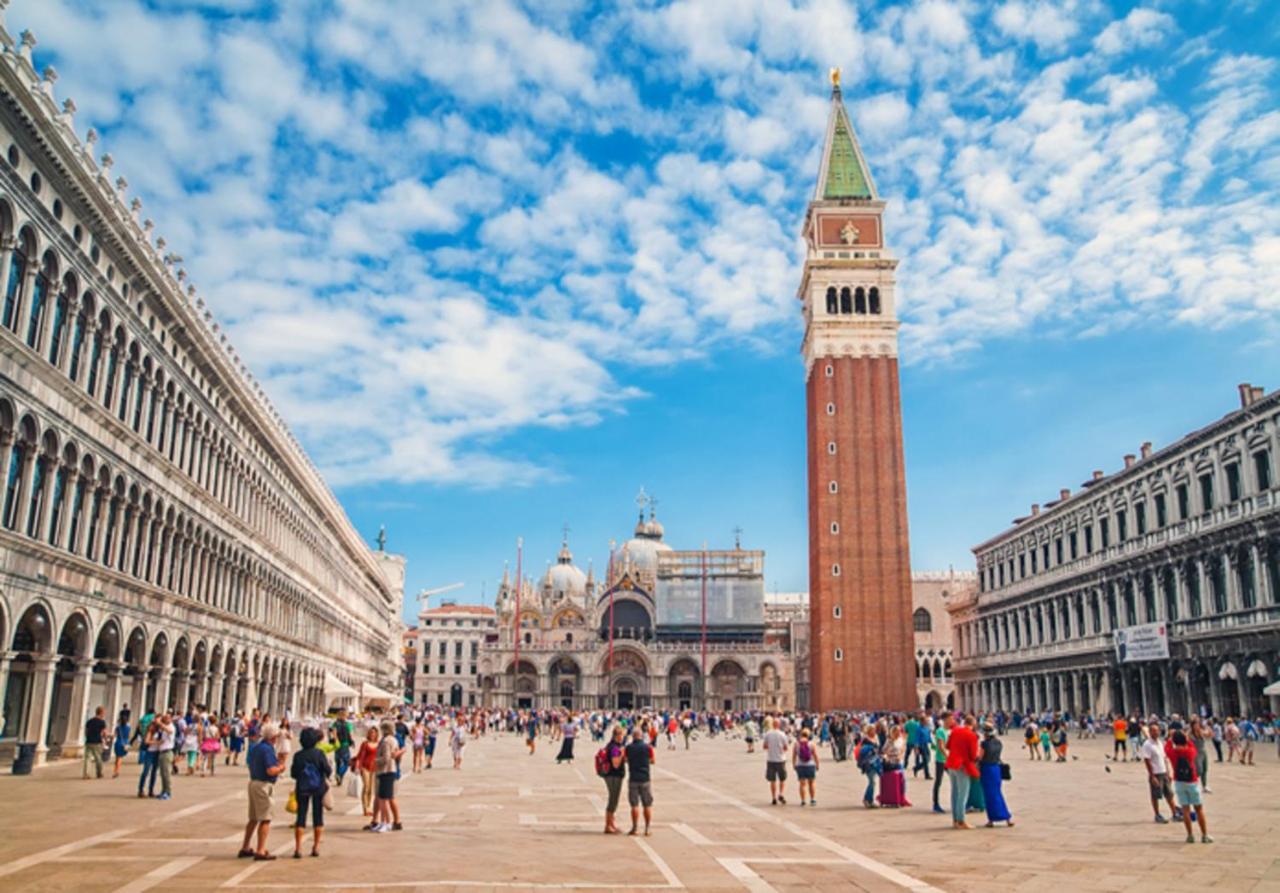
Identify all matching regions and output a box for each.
[1263,680,1280,696]
[360,681,397,711]
[323,672,358,707]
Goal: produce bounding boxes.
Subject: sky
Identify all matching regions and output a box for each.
[15,0,1279,623]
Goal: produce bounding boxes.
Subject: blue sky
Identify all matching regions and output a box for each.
[18,0,1279,622]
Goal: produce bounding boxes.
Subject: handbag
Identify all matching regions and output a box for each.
[323,788,335,811]
[1000,762,1012,781]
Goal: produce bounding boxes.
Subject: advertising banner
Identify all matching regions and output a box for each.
[1113,623,1169,663]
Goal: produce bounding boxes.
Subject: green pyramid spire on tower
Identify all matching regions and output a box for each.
[817,72,876,201]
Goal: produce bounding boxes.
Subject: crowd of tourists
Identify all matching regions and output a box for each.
[75,697,1277,860]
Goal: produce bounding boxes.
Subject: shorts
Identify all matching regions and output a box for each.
[766,761,787,782]
[1148,773,1172,800]
[628,782,653,808]
[1173,781,1202,807]
[795,764,816,780]
[376,772,396,800]
[247,781,274,823]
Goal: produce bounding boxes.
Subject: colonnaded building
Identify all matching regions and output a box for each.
[479,498,797,713]
[951,384,1280,719]
[0,24,403,763]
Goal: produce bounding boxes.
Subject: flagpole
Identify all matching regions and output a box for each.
[514,536,522,704]
[701,541,708,710]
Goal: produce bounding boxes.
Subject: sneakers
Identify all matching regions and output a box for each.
[771,798,777,805]
[1201,835,1213,844]
[809,799,816,806]
[1154,814,1169,824]
[374,824,391,833]
[932,805,945,814]
[1185,833,1195,844]
[392,823,403,831]
[158,793,171,801]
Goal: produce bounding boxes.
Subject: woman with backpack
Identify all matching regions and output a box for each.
[598,725,627,834]
[290,726,333,858]
[792,728,819,806]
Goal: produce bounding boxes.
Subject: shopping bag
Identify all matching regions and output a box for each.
[346,771,362,799]
[285,790,298,814]
[323,788,335,811]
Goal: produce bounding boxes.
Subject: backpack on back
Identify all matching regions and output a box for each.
[797,740,813,762]
[594,747,612,778]
[297,759,324,795]
[1173,753,1194,783]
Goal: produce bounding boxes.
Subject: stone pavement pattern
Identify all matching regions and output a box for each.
[0,734,1277,892]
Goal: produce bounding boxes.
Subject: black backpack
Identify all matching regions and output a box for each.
[1173,753,1194,783]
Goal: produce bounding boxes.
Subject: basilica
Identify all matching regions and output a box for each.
[478,497,796,712]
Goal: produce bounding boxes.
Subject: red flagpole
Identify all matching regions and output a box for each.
[514,537,522,699]
[701,543,708,707]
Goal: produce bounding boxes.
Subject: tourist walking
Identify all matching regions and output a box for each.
[944,714,979,830]
[82,706,107,780]
[112,710,130,778]
[1189,717,1211,794]
[290,726,333,858]
[878,723,910,808]
[239,722,285,861]
[1168,729,1211,843]
[1141,722,1179,824]
[1112,715,1127,762]
[556,713,577,764]
[857,731,881,808]
[450,718,468,769]
[152,711,176,800]
[762,717,790,805]
[978,723,1013,827]
[625,726,655,836]
[793,728,818,806]
[411,720,426,773]
[931,718,948,814]
[369,720,404,832]
[599,725,627,834]
[332,709,354,783]
[526,712,539,755]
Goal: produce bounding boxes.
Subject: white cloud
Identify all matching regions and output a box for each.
[1092,8,1175,56]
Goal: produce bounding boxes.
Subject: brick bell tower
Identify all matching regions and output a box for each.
[800,70,916,712]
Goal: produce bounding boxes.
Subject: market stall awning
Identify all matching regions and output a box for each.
[324,672,358,702]
[1263,679,1280,696]
[359,681,396,708]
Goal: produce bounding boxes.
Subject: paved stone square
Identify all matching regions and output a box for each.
[0,733,1277,892]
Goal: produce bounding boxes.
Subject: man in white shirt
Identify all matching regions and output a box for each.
[1140,722,1178,824]
[761,718,791,806]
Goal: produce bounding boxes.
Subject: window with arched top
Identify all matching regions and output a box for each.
[869,287,881,314]
[839,287,852,314]
[825,287,837,314]
[854,286,867,314]
[913,607,932,632]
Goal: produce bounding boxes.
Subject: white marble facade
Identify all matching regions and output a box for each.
[0,19,402,763]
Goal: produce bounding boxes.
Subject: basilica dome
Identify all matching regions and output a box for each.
[544,540,587,600]
[621,511,672,576]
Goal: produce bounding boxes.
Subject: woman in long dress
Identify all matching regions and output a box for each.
[978,723,1013,827]
[556,713,577,764]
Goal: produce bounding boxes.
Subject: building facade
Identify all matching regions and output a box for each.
[800,71,916,711]
[480,500,795,713]
[415,600,496,708]
[0,22,401,763]
[911,570,969,711]
[952,385,1280,719]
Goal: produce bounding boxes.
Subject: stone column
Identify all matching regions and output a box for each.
[0,650,12,735]
[35,455,56,542]
[0,235,15,318]
[59,658,96,757]
[26,655,58,766]
[153,668,173,713]
[129,670,147,717]
[102,662,123,724]
[1253,542,1270,607]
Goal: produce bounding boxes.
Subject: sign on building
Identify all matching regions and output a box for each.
[1114,623,1169,663]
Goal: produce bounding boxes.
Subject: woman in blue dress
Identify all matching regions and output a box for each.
[979,723,1014,827]
[111,711,131,778]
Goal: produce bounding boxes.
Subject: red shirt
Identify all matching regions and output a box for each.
[943,725,980,777]
[355,740,378,772]
[1165,743,1198,783]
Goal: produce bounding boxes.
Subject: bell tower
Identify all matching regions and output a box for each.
[799,70,916,712]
